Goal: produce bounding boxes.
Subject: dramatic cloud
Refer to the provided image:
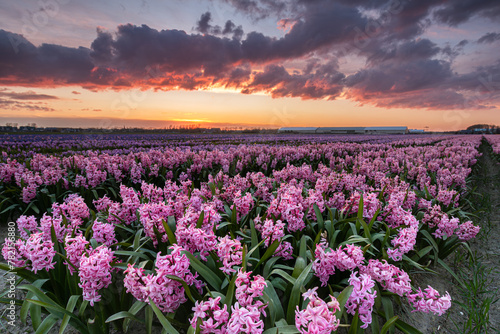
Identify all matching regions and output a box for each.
[0,0,499,111]
[433,0,500,26]
[0,29,93,86]
[477,32,500,44]
[0,90,59,100]
[195,12,213,33]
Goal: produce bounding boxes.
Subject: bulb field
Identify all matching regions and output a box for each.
[0,134,495,334]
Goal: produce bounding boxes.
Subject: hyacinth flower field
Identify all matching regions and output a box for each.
[0,134,496,334]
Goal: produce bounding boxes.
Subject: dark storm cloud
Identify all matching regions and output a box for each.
[0,29,94,85]
[221,0,290,19]
[366,39,441,64]
[222,20,236,34]
[196,12,213,33]
[243,63,345,99]
[477,32,500,44]
[346,59,454,94]
[433,0,500,26]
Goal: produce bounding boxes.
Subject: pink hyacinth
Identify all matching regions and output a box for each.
[123,264,147,301]
[216,236,243,274]
[455,220,480,241]
[22,232,56,274]
[92,220,117,247]
[343,191,381,220]
[387,226,418,262]
[361,259,412,297]
[407,286,451,316]
[190,296,230,334]
[433,215,460,239]
[93,195,114,212]
[64,234,89,275]
[313,242,364,286]
[267,184,306,233]
[138,202,174,246]
[235,270,267,313]
[2,238,27,267]
[345,272,377,329]
[176,224,218,261]
[40,213,67,243]
[227,303,264,334]
[295,288,340,334]
[62,194,90,227]
[231,191,254,219]
[124,244,201,313]
[260,218,293,259]
[16,215,38,239]
[78,245,114,306]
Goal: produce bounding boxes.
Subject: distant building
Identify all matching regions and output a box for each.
[277,126,408,134]
[316,127,365,134]
[364,127,408,134]
[19,126,36,131]
[278,127,318,134]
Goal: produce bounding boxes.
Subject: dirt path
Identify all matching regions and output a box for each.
[470,141,500,330]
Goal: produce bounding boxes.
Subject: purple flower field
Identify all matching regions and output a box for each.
[0,134,491,333]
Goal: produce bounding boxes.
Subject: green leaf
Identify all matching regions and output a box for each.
[313,203,324,231]
[291,257,307,279]
[334,285,353,319]
[262,325,300,334]
[18,285,65,318]
[20,279,48,325]
[394,319,423,334]
[250,220,260,259]
[162,219,177,245]
[358,217,372,241]
[35,314,58,334]
[31,301,42,331]
[299,235,308,260]
[348,311,360,334]
[208,182,216,196]
[381,316,399,334]
[59,295,80,334]
[263,281,285,321]
[286,262,313,323]
[105,311,145,324]
[196,211,205,228]
[148,299,180,334]
[114,250,151,261]
[145,304,153,334]
[165,275,199,303]
[123,301,147,332]
[417,245,434,258]
[268,269,296,285]
[224,273,238,308]
[263,256,281,280]
[254,239,280,271]
[79,300,89,319]
[357,193,364,220]
[181,250,222,290]
[381,297,395,334]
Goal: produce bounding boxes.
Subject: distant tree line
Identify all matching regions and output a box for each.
[466,124,500,134]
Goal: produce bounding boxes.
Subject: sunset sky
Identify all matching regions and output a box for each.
[0,0,499,130]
